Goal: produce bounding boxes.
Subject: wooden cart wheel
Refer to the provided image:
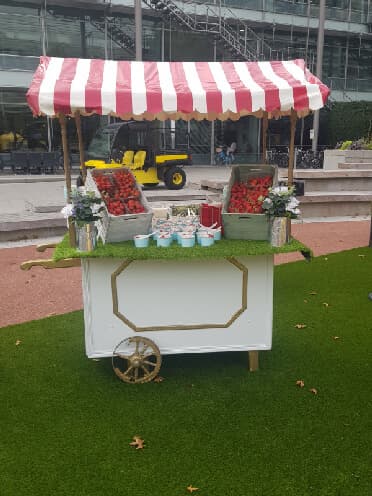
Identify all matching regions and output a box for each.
[112,336,162,384]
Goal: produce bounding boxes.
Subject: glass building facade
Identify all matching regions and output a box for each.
[1,0,372,160]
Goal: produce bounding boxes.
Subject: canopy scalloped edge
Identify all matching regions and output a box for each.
[33,108,314,121]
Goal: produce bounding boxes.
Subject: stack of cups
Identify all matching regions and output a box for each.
[198,231,215,247]
[179,232,195,248]
[157,232,172,247]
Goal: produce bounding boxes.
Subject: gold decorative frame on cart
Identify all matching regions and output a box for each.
[111,257,248,332]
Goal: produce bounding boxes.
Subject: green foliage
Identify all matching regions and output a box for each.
[339,140,353,150]
[1,248,371,495]
[328,101,372,146]
[336,137,372,150]
[70,189,103,227]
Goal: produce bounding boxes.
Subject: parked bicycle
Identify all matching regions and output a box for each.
[295,148,323,169]
[267,147,324,169]
[215,143,235,165]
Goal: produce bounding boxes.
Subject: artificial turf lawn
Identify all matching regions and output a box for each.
[53,233,311,261]
[1,247,371,496]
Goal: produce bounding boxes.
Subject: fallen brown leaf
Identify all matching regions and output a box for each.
[296,380,305,388]
[15,340,21,346]
[294,324,307,329]
[187,485,199,493]
[129,436,145,450]
[153,376,164,383]
[333,336,340,340]
[309,388,318,395]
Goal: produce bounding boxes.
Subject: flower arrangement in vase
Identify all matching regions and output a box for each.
[61,189,103,251]
[262,186,300,246]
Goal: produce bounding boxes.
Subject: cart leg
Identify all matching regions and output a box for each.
[248,351,259,372]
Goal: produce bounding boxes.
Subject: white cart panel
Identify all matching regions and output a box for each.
[82,255,273,358]
[116,259,243,327]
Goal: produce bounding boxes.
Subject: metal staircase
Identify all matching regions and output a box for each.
[88,16,135,57]
[142,0,283,61]
[48,1,283,62]
[46,7,136,58]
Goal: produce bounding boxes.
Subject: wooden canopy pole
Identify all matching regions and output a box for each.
[287,110,297,240]
[75,110,87,182]
[262,112,269,163]
[288,109,297,187]
[59,113,76,247]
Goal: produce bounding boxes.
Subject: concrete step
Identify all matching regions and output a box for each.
[143,188,209,202]
[200,179,227,191]
[200,168,288,191]
[0,174,78,184]
[338,162,372,169]
[293,169,372,192]
[298,191,372,218]
[294,169,372,179]
[344,157,372,163]
[0,212,67,242]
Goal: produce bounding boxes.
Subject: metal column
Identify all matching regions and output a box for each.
[312,0,326,152]
[135,0,142,61]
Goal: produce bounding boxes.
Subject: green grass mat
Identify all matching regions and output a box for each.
[53,234,311,261]
[1,247,371,496]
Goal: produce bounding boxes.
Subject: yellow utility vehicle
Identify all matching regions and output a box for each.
[83,121,192,189]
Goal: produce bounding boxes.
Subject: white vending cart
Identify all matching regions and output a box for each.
[22,238,309,383]
[82,254,273,382]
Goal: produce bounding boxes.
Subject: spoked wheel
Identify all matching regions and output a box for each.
[112,336,162,384]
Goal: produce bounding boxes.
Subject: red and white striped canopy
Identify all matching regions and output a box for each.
[27,56,330,121]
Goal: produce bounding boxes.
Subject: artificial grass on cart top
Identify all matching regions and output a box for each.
[53,233,311,261]
[2,247,371,496]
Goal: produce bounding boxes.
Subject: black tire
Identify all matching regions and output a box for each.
[164,166,186,190]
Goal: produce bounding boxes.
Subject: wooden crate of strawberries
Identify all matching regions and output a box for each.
[222,164,278,241]
[85,168,153,243]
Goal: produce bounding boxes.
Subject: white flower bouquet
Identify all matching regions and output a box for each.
[262,185,300,219]
[60,189,103,227]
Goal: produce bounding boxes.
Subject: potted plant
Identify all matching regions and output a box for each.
[61,189,103,251]
[262,186,300,247]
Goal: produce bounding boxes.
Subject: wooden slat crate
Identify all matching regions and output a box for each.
[85,168,153,243]
[222,164,278,241]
